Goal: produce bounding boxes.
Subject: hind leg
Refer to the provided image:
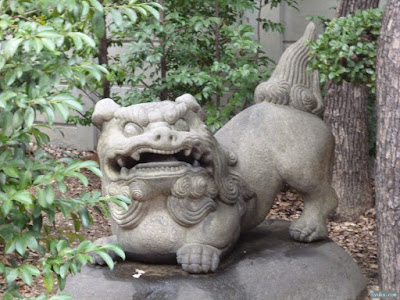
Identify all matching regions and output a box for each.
[289,183,338,242]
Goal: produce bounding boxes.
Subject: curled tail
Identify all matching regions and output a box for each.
[254,22,324,117]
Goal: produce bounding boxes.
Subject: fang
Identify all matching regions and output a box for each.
[131,152,140,161]
[117,158,125,167]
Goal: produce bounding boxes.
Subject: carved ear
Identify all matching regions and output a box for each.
[92,98,121,127]
[175,94,206,121]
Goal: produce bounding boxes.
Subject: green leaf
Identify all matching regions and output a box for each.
[6,268,19,284]
[41,38,56,51]
[12,109,24,129]
[0,56,6,70]
[104,243,125,260]
[42,104,55,124]
[3,166,19,178]
[89,0,103,13]
[0,91,17,108]
[4,38,23,58]
[111,9,123,28]
[92,11,105,39]
[73,172,89,186]
[59,261,70,279]
[44,271,55,293]
[5,71,16,86]
[37,188,47,208]
[71,35,83,50]
[144,5,160,20]
[71,212,81,231]
[53,102,69,121]
[79,207,91,228]
[64,99,83,111]
[124,8,137,24]
[45,185,55,205]
[36,30,62,39]
[87,166,102,177]
[19,266,33,286]
[96,250,115,270]
[2,198,12,216]
[73,32,96,48]
[135,6,148,17]
[24,106,35,128]
[13,190,33,205]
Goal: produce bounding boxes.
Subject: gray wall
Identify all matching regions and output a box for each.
[47,0,386,150]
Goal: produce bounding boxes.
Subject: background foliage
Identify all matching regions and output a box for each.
[0,0,159,298]
[72,0,301,131]
[308,8,382,92]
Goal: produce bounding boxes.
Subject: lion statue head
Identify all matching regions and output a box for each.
[92,94,254,230]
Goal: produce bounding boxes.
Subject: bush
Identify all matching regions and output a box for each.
[308,8,382,92]
[106,0,301,131]
[0,0,163,298]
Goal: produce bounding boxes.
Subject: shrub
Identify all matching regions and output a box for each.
[308,8,382,92]
[0,0,158,298]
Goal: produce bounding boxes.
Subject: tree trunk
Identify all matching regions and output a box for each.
[375,0,400,292]
[323,0,379,221]
[324,81,372,220]
[99,32,110,99]
[159,0,168,100]
[336,0,379,16]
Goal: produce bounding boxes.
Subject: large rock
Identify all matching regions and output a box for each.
[64,220,367,300]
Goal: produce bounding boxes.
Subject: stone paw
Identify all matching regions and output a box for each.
[177,244,221,274]
[89,235,120,265]
[289,218,328,242]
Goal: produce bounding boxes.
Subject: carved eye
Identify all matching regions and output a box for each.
[123,122,143,136]
[174,119,189,131]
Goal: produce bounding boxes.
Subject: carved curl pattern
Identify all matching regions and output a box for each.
[290,84,317,113]
[109,201,150,230]
[105,181,150,230]
[167,196,217,227]
[129,180,152,202]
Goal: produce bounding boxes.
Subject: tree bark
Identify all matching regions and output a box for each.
[323,0,379,221]
[159,0,168,100]
[99,0,110,99]
[375,0,400,293]
[336,0,379,16]
[99,32,110,99]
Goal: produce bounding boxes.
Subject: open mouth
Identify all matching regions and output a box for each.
[107,147,212,180]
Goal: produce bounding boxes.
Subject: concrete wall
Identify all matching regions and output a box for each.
[46,0,384,150]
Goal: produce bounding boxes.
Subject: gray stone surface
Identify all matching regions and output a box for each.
[65,220,367,300]
[254,22,324,116]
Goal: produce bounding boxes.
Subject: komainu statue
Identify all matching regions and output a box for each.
[91,23,338,274]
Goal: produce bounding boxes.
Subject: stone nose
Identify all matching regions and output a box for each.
[151,126,178,143]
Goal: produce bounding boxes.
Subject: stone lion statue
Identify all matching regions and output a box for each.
[91,22,338,274]
[92,93,337,274]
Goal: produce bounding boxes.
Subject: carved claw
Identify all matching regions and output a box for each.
[289,218,328,242]
[177,244,221,274]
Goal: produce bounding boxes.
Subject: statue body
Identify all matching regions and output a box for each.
[92,22,338,273]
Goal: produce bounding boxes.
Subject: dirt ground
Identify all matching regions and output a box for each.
[0,146,379,299]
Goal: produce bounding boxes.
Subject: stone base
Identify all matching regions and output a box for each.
[64,220,367,300]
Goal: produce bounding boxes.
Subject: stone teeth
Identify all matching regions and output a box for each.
[184,148,192,156]
[117,158,125,167]
[121,167,128,175]
[193,151,202,160]
[193,160,200,167]
[131,152,140,161]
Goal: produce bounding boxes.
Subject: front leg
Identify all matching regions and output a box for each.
[177,243,221,274]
